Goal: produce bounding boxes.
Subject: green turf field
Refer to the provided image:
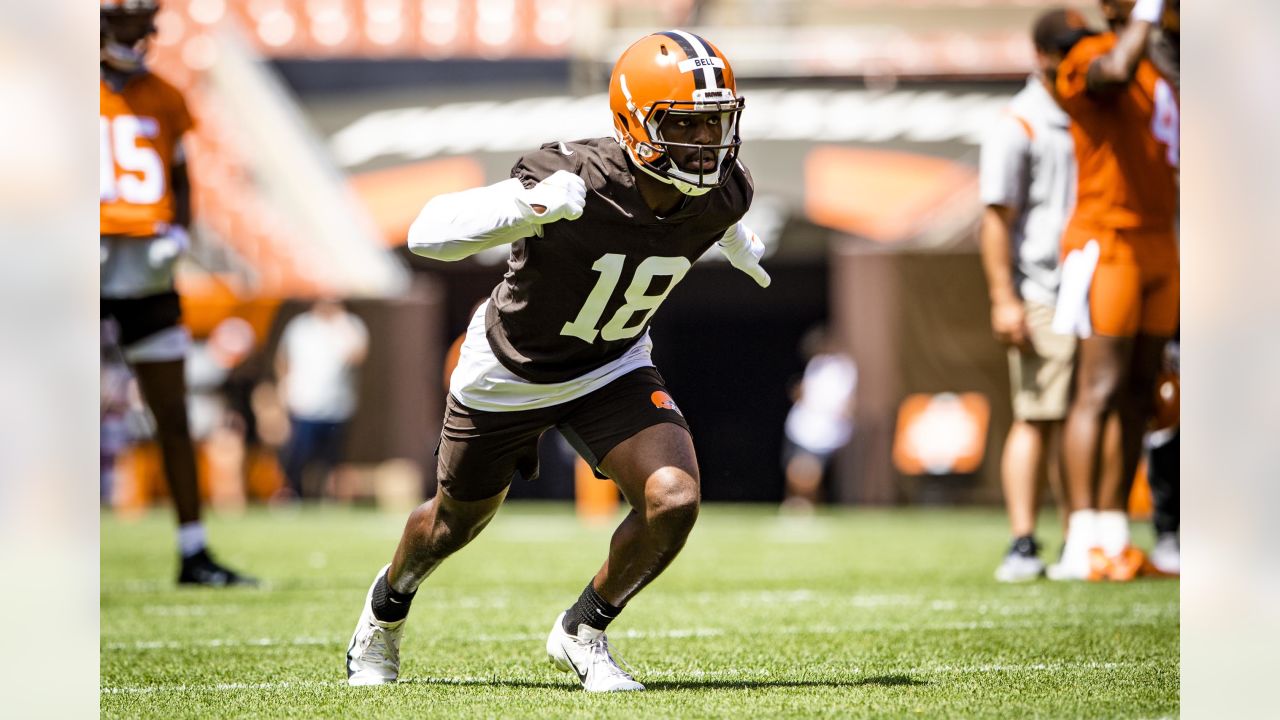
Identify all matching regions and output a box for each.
[101,503,1178,718]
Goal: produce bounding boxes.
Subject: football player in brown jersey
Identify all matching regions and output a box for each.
[100,0,254,586]
[346,31,770,691]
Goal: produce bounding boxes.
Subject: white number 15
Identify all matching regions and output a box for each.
[101,114,165,204]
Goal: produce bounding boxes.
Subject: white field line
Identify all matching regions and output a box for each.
[105,628,725,652]
[106,636,335,651]
[118,589,1175,622]
[102,679,345,695]
[105,613,1173,654]
[136,595,510,617]
[101,659,1158,696]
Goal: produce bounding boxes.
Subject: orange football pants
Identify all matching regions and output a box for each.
[1062,224,1179,338]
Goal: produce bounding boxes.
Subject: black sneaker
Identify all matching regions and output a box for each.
[178,549,258,587]
[994,535,1045,582]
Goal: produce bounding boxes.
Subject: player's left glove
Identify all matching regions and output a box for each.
[149,223,190,268]
[717,221,771,288]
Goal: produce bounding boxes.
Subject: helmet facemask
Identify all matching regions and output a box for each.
[101,2,159,73]
[619,85,744,197]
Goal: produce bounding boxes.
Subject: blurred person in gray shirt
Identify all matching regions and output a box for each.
[979,8,1090,582]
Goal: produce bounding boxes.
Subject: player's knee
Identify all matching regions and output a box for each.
[1075,370,1122,412]
[428,493,504,553]
[644,467,700,533]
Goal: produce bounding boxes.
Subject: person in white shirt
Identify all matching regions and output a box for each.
[978,8,1087,582]
[275,297,369,499]
[781,326,857,513]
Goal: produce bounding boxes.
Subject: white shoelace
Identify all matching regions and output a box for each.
[358,622,399,667]
[586,634,635,680]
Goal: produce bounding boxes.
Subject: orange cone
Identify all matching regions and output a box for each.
[575,458,619,526]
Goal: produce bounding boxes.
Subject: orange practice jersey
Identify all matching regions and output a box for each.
[100,73,194,237]
[1056,33,1179,233]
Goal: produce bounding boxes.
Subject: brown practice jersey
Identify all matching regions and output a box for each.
[100,73,193,237]
[486,137,754,383]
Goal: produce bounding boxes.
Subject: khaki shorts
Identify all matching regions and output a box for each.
[1008,300,1076,421]
[436,366,690,501]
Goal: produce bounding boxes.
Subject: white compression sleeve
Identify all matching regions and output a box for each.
[407,178,540,262]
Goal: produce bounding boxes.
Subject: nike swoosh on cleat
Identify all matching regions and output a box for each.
[564,649,588,683]
[558,141,574,156]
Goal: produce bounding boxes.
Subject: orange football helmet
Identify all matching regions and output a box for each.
[609,30,745,196]
[101,0,160,72]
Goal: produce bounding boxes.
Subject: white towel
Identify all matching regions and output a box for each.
[1052,239,1100,339]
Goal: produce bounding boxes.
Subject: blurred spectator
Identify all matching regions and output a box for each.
[275,297,369,500]
[99,0,252,586]
[978,7,1080,582]
[781,326,857,513]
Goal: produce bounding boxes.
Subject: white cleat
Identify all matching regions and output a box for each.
[995,553,1046,582]
[1150,532,1180,575]
[1046,550,1091,581]
[546,611,644,692]
[345,564,405,686]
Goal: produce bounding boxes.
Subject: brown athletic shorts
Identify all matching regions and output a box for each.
[436,366,691,501]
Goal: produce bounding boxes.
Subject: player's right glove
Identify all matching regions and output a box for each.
[516,170,587,225]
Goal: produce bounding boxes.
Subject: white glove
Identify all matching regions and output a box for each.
[148,223,190,268]
[717,221,771,288]
[515,170,586,225]
[1130,0,1165,23]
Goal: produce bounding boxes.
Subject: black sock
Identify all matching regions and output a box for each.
[370,571,416,623]
[562,581,622,634]
[1011,535,1039,557]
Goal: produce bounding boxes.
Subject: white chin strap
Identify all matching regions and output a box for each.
[633,153,716,197]
[673,180,713,197]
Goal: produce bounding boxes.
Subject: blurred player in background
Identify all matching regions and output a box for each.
[345,30,770,692]
[979,8,1084,582]
[780,326,857,513]
[1046,0,1179,581]
[100,0,254,586]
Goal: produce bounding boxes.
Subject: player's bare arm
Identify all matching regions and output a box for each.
[978,204,1029,347]
[1086,0,1165,91]
[171,147,191,229]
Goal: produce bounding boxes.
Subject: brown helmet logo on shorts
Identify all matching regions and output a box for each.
[650,391,682,415]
